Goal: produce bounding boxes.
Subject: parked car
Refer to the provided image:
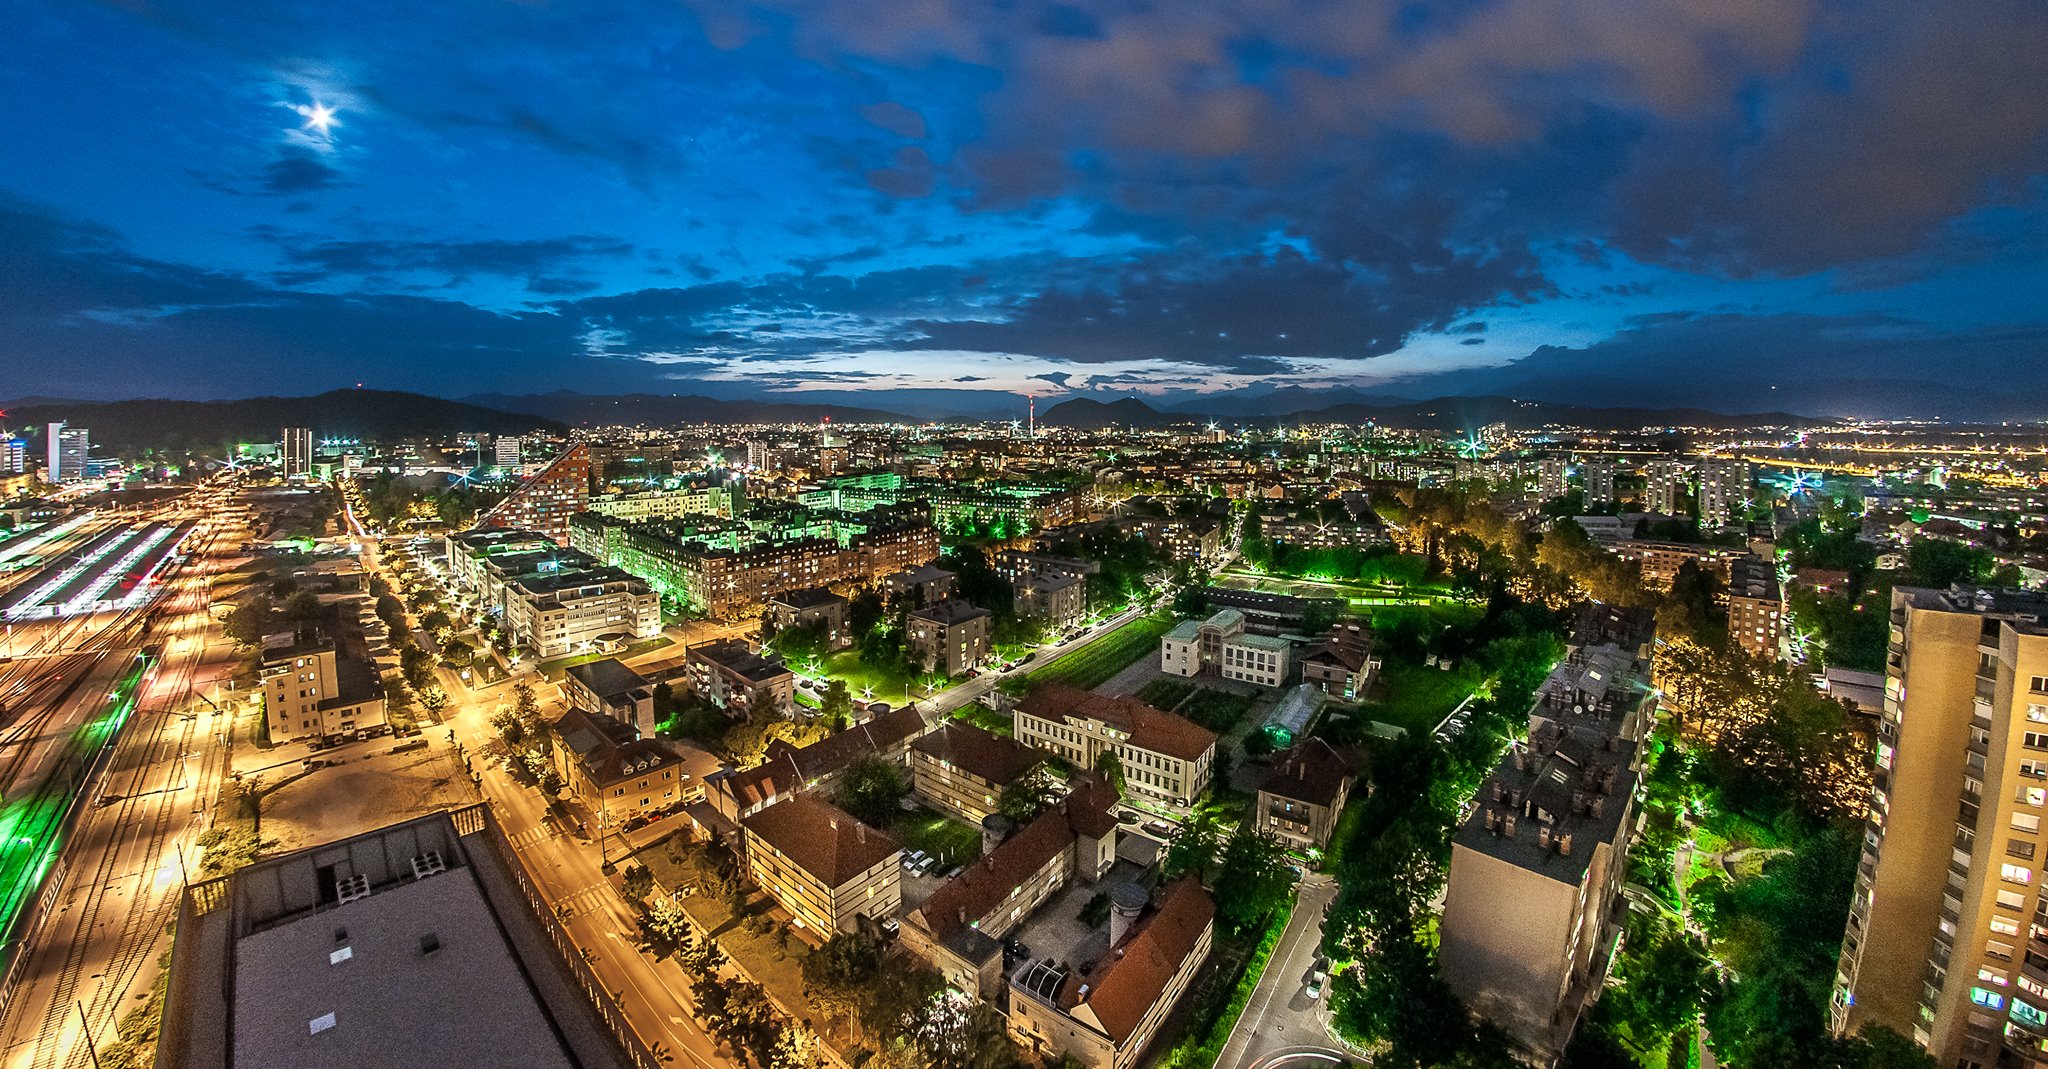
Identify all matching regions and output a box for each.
[1144,820,1175,838]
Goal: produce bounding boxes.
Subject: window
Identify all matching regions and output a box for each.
[2033,676,2048,694]
[2017,813,2042,834]
[1989,940,2016,961]
[1981,966,2011,987]
[2006,864,2035,885]
[2031,704,2048,724]
[1993,915,2021,936]
[2013,839,2039,862]
[2026,786,2048,807]
[1999,889,2027,910]
[2027,733,2048,751]
[1974,987,2008,1010]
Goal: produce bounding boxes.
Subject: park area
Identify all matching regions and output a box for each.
[1135,678,1259,734]
[1002,613,1173,694]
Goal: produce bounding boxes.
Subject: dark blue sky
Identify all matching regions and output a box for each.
[3,0,2045,417]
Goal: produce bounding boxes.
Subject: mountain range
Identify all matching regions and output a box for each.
[1038,394,1820,431]
[3,389,564,452]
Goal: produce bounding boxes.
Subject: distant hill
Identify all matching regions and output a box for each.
[1040,392,1817,431]
[9,389,561,452]
[1039,397,1188,429]
[464,390,912,427]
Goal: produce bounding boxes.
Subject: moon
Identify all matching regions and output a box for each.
[301,101,338,135]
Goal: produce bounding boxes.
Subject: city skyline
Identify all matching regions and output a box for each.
[4,2,2046,416]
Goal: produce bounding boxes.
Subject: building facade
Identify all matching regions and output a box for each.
[908,600,993,676]
[1438,645,1654,1058]
[1726,555,1784,660]
[281,427,313,478]
[478,443,592,547]
[1013,686,1216,809]
[740,795,901,937]
[908,722,1043,825]
[260,635,386,742]
[1831,588,2048,1066]
[1256,739,1366,849]
[687,638,795,718]
[1161,608,1291,686]
[500,566,660,660]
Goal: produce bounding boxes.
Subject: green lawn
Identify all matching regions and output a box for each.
[887,808,983,868]
[1136,678,1255,733]
[1008,614,1173,693]
[952,702,1012,736]
[802,649,922,706]
[1352,658,1484,737]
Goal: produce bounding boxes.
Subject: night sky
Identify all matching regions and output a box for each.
[4,1,2046,417]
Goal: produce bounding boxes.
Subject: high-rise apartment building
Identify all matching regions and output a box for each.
[1536,456,1571,501]
[1439,644,1654,1057]
[2,438,24,474]
[477,443,590,546]
[1642,458,1690,516]
[495,435,522,470]
[1833,587,2048,1066]
[1697,457,1753,526]
[45,423,89,483]
[1727,555,1784,660]
[1582,457,1617,508]
[281,426,313,477]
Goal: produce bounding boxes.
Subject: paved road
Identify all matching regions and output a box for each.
[357,534,736,1069]
[1217,875,1351,1069]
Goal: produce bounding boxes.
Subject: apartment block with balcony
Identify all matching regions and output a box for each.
[501,566,660,660]
[1831,587,2048,1067]
[260,632,387,743]
[687,638,794,719]
[1438,644,1654,1058]
[1727,555,1784,661]
[740,794,901,939]
[907,599,993,677]
[909,722,1045,825]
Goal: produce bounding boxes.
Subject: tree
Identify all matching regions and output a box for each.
[1212,829,1294,932]
[223,595,273,647]
[1093,750,1126,793]
[512,680,539,720]
[906,990,1019,1069]
[1162,811,1223,882]
[282,589,324,623]
[621,864,655,901]
[819,679,853,729]
[834,753,908,826]
[997,764,1062,823]
[399,644,435,690]
[420,609,452,633]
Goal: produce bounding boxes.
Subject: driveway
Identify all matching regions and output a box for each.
[1216,875,1350,1069]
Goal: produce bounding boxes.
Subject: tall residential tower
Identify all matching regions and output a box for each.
[1833,587,2048,1066]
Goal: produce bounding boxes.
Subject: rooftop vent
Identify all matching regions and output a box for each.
[309,1012,337,1036]
[419,932,441,956]
[328,946,353,966]
[411,850,446,880]
[336,873,371,905]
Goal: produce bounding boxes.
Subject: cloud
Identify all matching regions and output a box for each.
[259,147,342,194]
[265,233,632,292]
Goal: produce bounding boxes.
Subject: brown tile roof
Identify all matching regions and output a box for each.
[1064,878,1216,1044]
[719,705,931,809]
[1017,685,1218,762]
[1257,738,1366,808]
[1299,625,1373,672]
[741,795,900,888]
[915,780,1119,941]
[911,722,1042,787]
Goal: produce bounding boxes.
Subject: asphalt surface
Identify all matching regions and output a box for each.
[1216,875,1352,1069]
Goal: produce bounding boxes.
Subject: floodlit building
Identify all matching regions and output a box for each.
[1015,572,1087,632]
[1256,738,1368,849]
[881,563,958,604]
[548,708,702,828]
[766,587,852,651]
[908,722,1044,825]
[1581,458,1617,509]
[282,427,314,478]
[46,423,89,484]
[1726,555,1784,660]
[155,807,648,1069]
[500,564,660,661]
[1830,587,2048,1066]
[495,435,522,471]
[1697,457,1753,526]
[1642,457,1690,516]
[686,638,794,718]
[562,658,655,738]
[478,443,591,547]
[1536,455,1571,501]
[585,483,741,523]
[1160,608,1290,687]
[907,599,993,676]
[740,794,901,937]
[706,706,930,822]
[1007,877,1216,1069]
[1014,686,1216,809]
[1438,644,1655,1058]
[902,778,1121,998]
[1615,539,1738,592]
[260,631,386,742]
[1299,624,1378,700]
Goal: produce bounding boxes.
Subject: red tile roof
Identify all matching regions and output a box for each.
[740,795,900,888]
[1064,878,1215,1044]
[1017,685,1217,762]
